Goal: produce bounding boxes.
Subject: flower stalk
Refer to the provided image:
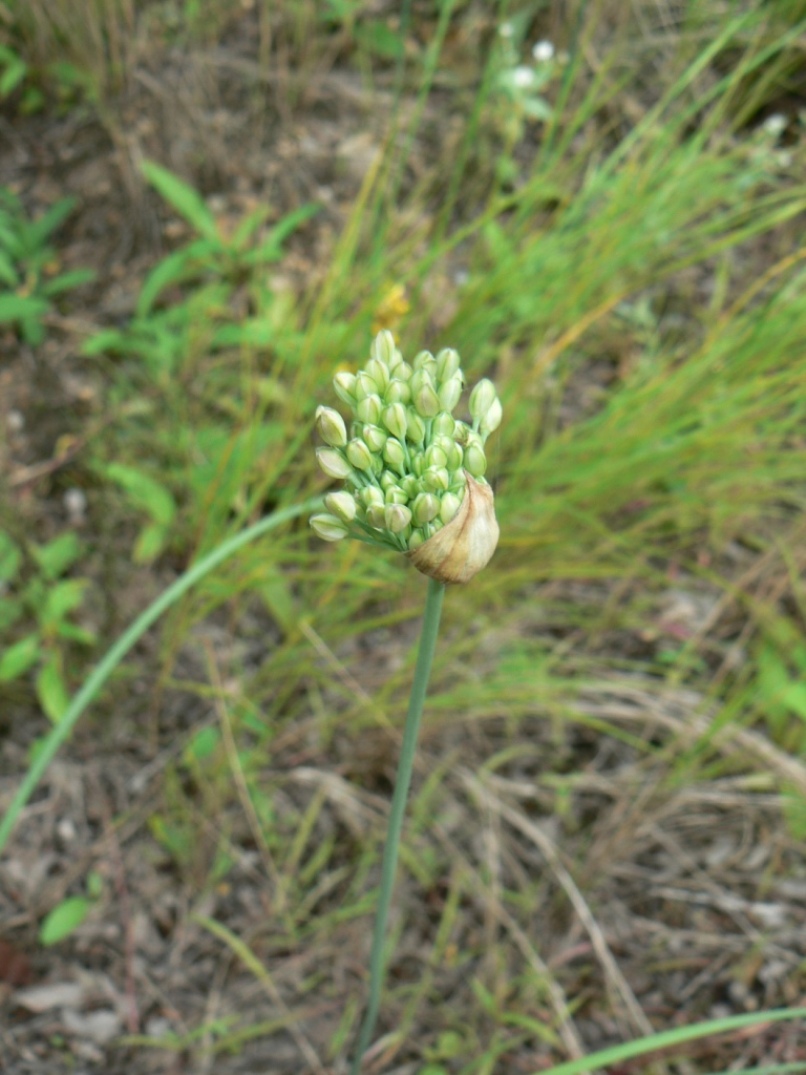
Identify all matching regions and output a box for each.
[349,577,446,1074]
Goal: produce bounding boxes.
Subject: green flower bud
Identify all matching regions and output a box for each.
[414,382,440,418]
[412,349,435,372]
[370,329,397,366]
[469,378,497,423]
[316,447,353,479]
[356,393,383,425]
[365,357,390,393]
[401,475,419,498]
[384,378,411,404]
[453,421,471,446]
[433,437,462,469]
[383,437,406,471]
[360,486,384,508]
[385,485,409,505]
[411,453,425,477]
[439,491,462,525]
[382,402,408,440]
[310,513,349,541]
[324,491,357,522]
[408,528,426,551]
[315,405,348,447]
[412,492,440,525]
[333,371,357,406]
[436,347,461,382]
[363,424,387,452]
[380,468,398,490]
[438,375,463,413]
[406,413,426,445]
[449,468,467,492]
[425,445,448,470]
[432,411,456,437]
[464,441,487,477]
[423,466,450,492]
[384,503,412,533]
[479,396,502,437]
[346,438,374,471]
[355,371,379,400]
[395,360,413,381]
[366,503,387,529]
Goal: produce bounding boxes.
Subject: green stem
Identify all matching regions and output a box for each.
[350,576,446,1074]
[0,498,322,856]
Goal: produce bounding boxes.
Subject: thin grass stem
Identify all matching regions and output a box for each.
[349,576,446,1074]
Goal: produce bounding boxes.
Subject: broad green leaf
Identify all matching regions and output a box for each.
[31,532,82,579]
[36,652,70,722]
[55,621,96,646]
[27,196,76,251]
[0,597,23,631]
[0,250,19,286]
[133,523,169,565]
[103,463,176,527]
[39,896,91,946]
[0,293,49,323]
[135,238,213,317]
[40,579,87,627]
[41,268,95,297]
[141,160,219,241]
[0,633,40,681]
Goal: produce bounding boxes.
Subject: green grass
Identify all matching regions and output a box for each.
[2,0,806,1070]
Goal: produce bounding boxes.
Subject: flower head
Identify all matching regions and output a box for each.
[312,332,502,583]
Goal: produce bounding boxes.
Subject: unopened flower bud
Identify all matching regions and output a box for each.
[414,382,440,418]
[346,438,374,471]
[412,349,435,372]
[365,357,390,393]
[433,411,455,437]
[333,371,357,405]
[469,378,497,423]
[363,424,387,452]
[384,503,412,533]
[480,396,503,437]
[360,486,384,508]
[395,361,413,381]
[383,437,406,471]
[464,441,487,477]
[385,485,408,505]
[355,371,379,400]
[310,513,349,541]
[366,503,387,528]
[316,405,348,447]
[370,329,397,366]
[453,421,471,446]
[424,444,448,469]
[380,469,398,490]
[406,413,426,445]
[439,492,462,526]
[356,393,383,425]
[438,375,463,413]
[412,492,440,525]
[316,447,353,479]
[382,402,408,440]
[324,491,357,522]
[385,378,411,404]
[409,528,426,551]
[436,348,461,382]
[423,465,450,492]
[407,473,499,584]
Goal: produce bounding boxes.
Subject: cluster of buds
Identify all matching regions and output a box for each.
[310,331,502,584]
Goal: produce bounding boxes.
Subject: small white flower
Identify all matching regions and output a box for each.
[498,21,514,38]
[532,39,554,62]
[762,113,787,138]
[512,65,535,89]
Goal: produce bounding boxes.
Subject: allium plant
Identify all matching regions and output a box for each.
[311,329,501,584]
[311,331,502,1071]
